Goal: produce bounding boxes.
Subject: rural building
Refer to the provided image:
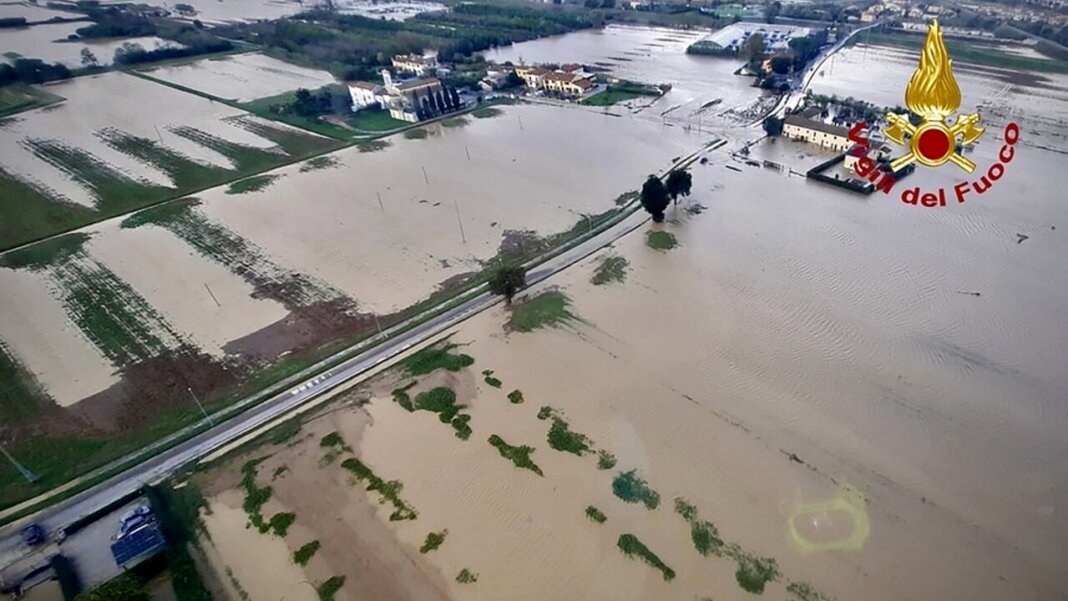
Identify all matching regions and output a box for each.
[348,70,455,122]
[392,54,438,77]
[690,23,811,53]
[843,143,892,172]
[515,66,551,88]
[542,71,594,97]
[480,68,512,91]
[783,115,852,151]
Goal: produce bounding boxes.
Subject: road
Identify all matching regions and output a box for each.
[0,184,680,570]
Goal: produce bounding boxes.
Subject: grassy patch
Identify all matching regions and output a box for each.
[585,505,607,523]
[646,230,678,250]
[482,369,502,388]
[268,511,296,537]
[612,470,660,510]
[402,343,474,375]
[403,128,429,140]
[471,106,503,119]
[240,459,273,531]
[617,533,675,581]
[0,84,64,118]
[441,116,469,128]
[734,553,780,594]
[320,432,343,447]
[299,155,340,172]
[0,167,96,252]
[487,434,543,476]
[237,87,355,140]
[226,173,281,195]
[456,569,478,584]
[582,89,642,106]
[508,290,581,333]
[294,540,320,566]
[410,387,472,440]
[347,108,408,132]
[591,255,629,285]
[674,497,725,557]
[547,416,592,455]
[340,457,417,521]
[419,529,448,553]
[391,380,418,411]
[507,389,524,404]
[597,450,617,470]
[0,345,50,424]
[317,576,345,601]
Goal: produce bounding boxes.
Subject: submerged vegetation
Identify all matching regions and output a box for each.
[226,173,281,195]
[646,230,678,250]
[585,505,607,523]
[240,459,273,531]
[482,369,502,388]
[294,540,321,566]
[617,534,675,581]
[402,343,474,375]
[420,530,448,553]
[612,470,660,510]
[456,568,479,584]
[507,389,525,404]
[591,255,629,285]
[546,415,593,456]
[597,450,618,470]
[508,290,581,332]
[488,434,544,476]
[317,576,346,601]
[340,457,417,521]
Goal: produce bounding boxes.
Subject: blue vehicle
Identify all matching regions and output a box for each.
[109,508,166,568]
[19,524,45,547]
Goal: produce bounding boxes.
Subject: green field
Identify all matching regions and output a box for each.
[582,89,642,106]
[348,108,409,132]
[0,85,64,118]
[238,86,357,140]
[858,31,1068,75]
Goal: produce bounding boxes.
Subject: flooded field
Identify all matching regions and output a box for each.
[140,53,338,102]
[484,25,770,129]
[0,22,176,66]
[158,0,306,25]
[0,2,77,22]
[193,113,1068,600]
[0,101,704,507]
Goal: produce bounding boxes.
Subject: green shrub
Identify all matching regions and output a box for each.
[674,497,697,521]
[547,417,592,455]
[402,343,474,375]
[320,432,343,447]
[646,231,678,250]
[420,530,448,553]
[268,512,296,537]
[786,581,831,601]
[391,380,417,411]
[507,389,524,404]
[482,369,502,387]
[734,554,779,594]
[488,434,543,476]
[585,505,607,523]
[597,450,617,470]
[294,540,320,566]
[591,256,629,285]
[75,573,148,601]
[612,470,660,509]
[340,457,417,521]
[617,534,675,581]
[537,405,554,420]
[317,576,346,601]
[456,569,478,583]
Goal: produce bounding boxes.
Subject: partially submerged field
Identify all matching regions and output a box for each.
[0,71,341,250]
[140,52,337,102]
[0,22,176,67]
[0,101,703,509]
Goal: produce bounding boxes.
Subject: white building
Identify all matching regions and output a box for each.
[783,115,852,152]
[348,80,386,111]
[691,22,812,52]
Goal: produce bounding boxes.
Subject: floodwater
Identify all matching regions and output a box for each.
[336,0,446,21]
[142,53,338,102]
[0,22,176,67]
[159,0,306,25]
[483,25,771,129]
[0,2,77,22]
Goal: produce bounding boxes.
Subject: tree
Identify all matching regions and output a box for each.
[639,175,670,223]
[763,116,783,136]
[489,265,527,303]
[769,55,791,74]
[665,170,692,206]
[449,86,461,108]
[740,33,765,61]
[765,0,781,23]
[80,47,99,67]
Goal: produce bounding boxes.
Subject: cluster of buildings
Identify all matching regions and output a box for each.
[347,54,463,123]
[781,109,891,174]
[513,63,596,97]
[690,23,811,53]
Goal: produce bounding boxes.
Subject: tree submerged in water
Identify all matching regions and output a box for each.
[489,265,527,303]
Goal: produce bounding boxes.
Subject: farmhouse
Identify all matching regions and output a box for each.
[392,54,438,77]
[783,115,852,152]
[348,70,455,123]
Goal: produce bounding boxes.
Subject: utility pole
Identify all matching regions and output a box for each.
[187,386,214,426]
[454,202,466,243]
[204,283,221,307]
[518,115,524,130]
[465,144,471,160]
[0,442,37,483]
[154,125,164,144]
[422,166,430,184]
[377,191,384,211]
[373,314,383,336]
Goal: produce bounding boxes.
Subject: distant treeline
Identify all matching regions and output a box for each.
[216,3,601,80]
[75,8,157,38]
[112,32,232,65]
[0,59,72,86]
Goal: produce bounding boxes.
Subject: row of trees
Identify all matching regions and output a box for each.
[412,85,464,121]
[640,170,693,223]
[0,59,71,86]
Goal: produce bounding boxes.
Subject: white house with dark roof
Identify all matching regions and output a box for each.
[783,115,852,152]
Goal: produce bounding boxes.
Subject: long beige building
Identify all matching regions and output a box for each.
[783,115,852,152]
